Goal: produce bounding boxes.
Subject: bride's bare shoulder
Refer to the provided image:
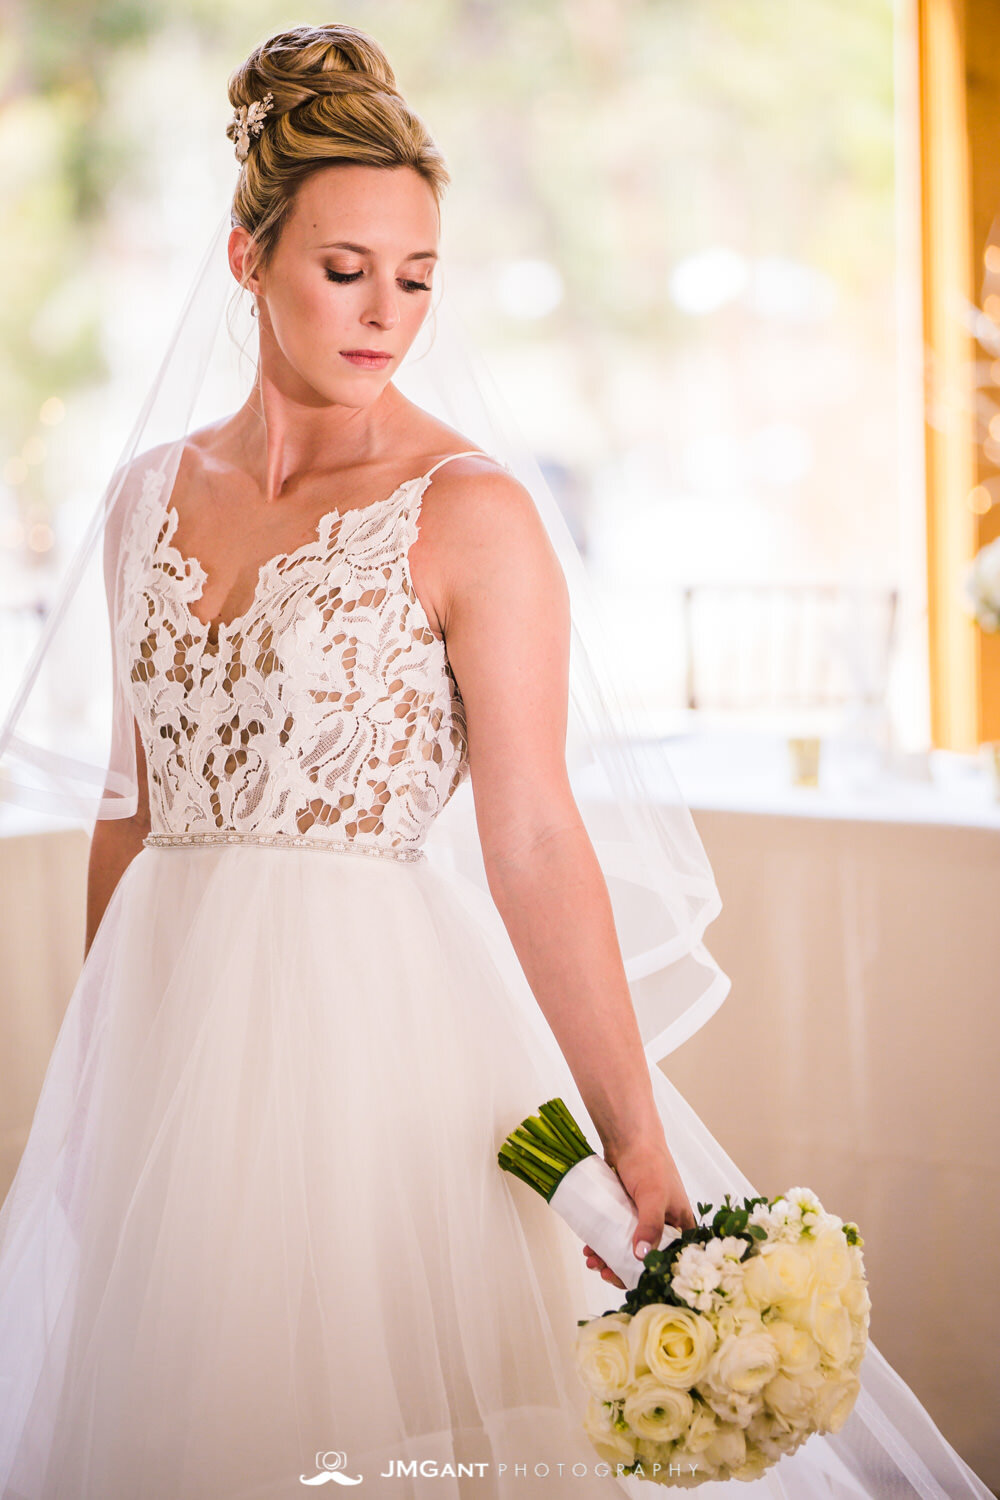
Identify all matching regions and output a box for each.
[114,424,224,506]
[412,436,537,538]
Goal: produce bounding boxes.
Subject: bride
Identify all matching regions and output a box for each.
[0,21,993,1500]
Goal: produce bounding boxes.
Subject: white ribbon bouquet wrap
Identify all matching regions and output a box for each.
[497,1098,681,1291]
[549,1153,682,1291]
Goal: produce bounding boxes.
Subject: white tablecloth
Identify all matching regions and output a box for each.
[652,734,1000,1489]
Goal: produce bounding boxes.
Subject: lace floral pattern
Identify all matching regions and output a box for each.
[117,467,470,854]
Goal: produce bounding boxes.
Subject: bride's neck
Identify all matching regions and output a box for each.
[231,380,406,504]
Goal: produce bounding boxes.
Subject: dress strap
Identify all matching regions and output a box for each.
[419,450,493,483]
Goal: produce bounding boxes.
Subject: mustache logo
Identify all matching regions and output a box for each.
[300,1451,364,1486]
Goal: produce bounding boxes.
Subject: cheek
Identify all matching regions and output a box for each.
[269,281,348,358]
[402,294,433,342]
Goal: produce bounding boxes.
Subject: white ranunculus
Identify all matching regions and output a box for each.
[699,1420,747,1470]
[768,1320,822,1376]
[742,1241,815,1307]
[812,1371,862,1432]
[574,1312,634,1400]
[761,1368,826,1428]
[712,1304,740,1344]
[628,1302,717,1389]
[810,1227,853,1291]
[638,1442,716,1486]
[582,1396,638,1466]
[731,1447,772,1480]
[683,1399,723,1453]
[622,1374,695,1442]
[805,1290,854,1366]
[841,1275,872,1327]
[705,1328,782,1397]
[629,1437,675,1483]
[747,1407,798,1461]
[694,1373,756,1430]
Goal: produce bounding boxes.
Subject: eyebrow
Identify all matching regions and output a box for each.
[315,241,438,262]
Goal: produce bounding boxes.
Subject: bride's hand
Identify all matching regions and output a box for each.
[582,1139,697,1290]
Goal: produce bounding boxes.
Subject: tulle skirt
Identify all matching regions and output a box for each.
[0,843,992,1499]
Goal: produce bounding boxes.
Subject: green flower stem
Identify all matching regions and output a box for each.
[497,1098,596,1202]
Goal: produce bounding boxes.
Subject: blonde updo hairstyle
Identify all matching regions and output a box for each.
[226,23,450,294]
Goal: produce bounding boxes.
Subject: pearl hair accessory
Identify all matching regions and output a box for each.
[231,90,275,162]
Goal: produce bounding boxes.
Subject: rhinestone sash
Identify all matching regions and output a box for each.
[142,831,426,863]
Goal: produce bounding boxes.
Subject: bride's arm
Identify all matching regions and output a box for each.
[85,717,150,960]
[428,464,697,1284]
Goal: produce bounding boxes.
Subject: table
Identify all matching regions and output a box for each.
[649,732,1000,1489]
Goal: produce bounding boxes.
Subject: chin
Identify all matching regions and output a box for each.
[327,381,388,409]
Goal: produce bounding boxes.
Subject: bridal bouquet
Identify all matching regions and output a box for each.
[498,1100,869,1487]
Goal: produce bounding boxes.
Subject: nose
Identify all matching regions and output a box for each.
[362,276,400,332]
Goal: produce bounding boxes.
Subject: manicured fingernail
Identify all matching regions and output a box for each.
[635,1240,651,1258]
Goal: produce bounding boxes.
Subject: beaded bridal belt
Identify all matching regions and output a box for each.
[142,831,426,863]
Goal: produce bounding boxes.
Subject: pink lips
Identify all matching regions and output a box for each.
[340,350,392,368]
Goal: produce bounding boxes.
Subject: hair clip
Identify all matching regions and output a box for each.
[232,90,275,163]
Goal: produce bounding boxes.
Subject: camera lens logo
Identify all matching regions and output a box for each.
[299,1451,364,1486]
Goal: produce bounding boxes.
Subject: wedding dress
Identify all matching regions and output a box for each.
[0,443,993,1500]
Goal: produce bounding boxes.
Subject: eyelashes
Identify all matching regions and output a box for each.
[324,270,431,294]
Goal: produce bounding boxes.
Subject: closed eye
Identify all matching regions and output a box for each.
[325,270,430,293]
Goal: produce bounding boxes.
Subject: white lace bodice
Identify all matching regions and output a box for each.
[118,451,490,857]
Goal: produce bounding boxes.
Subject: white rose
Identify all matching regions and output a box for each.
[582,1397,638,1466]
[574,1313,634,1400]
[705,1328,782,1397]
[628,1302,717,1388]
[622,1374,695,1442]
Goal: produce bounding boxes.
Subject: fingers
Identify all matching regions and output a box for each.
[637,1197,698,1250]
[633,1188,695,1259]
[581,1244,626,1290]
[674,1194,698,1233]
